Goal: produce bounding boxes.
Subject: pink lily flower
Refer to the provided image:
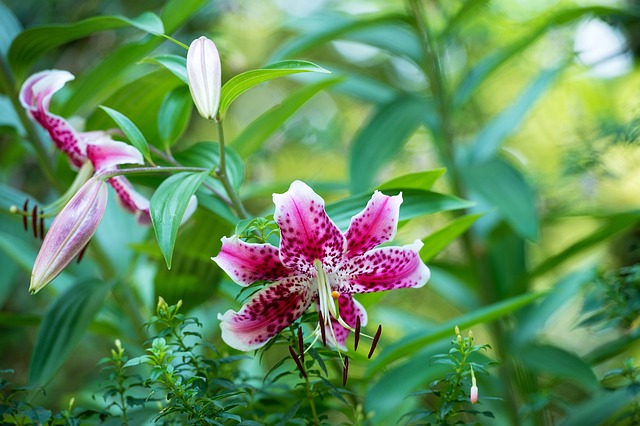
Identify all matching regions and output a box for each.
[214,180,430,351]
[30,176,108,294]
[20,70,151,223]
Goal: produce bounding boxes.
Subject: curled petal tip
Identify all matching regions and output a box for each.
[30,177,107,293]
[186,36,221,120]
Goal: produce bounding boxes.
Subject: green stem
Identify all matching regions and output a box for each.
[0,53,60,190]
[98,166,208,180]
[305,375,321,426]
[214,119,250,219]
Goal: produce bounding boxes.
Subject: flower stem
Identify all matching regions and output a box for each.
[97,166,208,180]
[305,375,321,426]
[214,119,250,219]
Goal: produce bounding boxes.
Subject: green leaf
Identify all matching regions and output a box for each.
[141,54,188,84]
[366,290,546,377]
[158,86,193,148]
[29,278,111,385]
[232,78,341,157]
[520,344,598,389]
[561,388,637,426]
[150,171,208,269]
[377,169,446,192]
[462,157,538,240]
[174,141,245,192]
[421,213,482,262]
[349,96,428,193]
[326,189,474,231]
[0,1,21,58]
[99,106,152,163]
[8,12,164,80]
[218,60,330,119]
[467,66,562,163]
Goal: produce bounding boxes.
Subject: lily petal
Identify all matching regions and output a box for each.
[186,36,221,120]
[347,240,430,293]
[218,276,314,351]
[19,70,86,167]
[324,294,368,350]
[86,137,144,173]
[273,180,345,273]
[30,177,107,293]
[107,176,151,224]
[213,236,294,286]
[344,191,402,258]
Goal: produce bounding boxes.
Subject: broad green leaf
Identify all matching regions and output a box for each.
[218,60,330,119]
[174,141,245,192]
[86,70,183,145]
[232,78,340,157]
[29,278,111,385]
[367,290,546,377]
[326,189,474,231]
[0,2,21,58]
[377,169,446,192]
[349,96,428,193]
[585,327,640,365]
[331,66,398,104]
[61,0,207,116]
[441,0,491,37]
[150,171,208,269]
[428,263,480,309]
[463,158,538,241]
[99,106,151,163]
[0,231,37,272]
[561,388,636,426]
[519,344,598,389]
[196,191,239,226]
[530,211,640,278]
[158,86,193,148]
[154,209,228,310]
[487,222,528,298]
[9,12,164,80]
[141,54,188,84]
[468,65,563,163]
[420,213,482,262]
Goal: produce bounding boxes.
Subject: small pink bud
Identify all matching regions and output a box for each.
[186,36,221,120]
[30,177,108,294]
[470,385,479,404]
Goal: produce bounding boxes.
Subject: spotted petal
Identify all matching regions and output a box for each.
[345,191,402,258]
[324,294,368,350]
[19,70,86,167]
[86,137,144,173]
[273,180,345,274]
[218,277,313,351]
[107,176,151,224]
[213,237,294,286]
[347,240,430,293]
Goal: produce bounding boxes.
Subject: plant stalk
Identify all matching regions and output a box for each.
[214,119,250,219]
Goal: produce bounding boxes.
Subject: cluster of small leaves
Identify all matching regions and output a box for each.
[580,264,640,330]
[239,313,362,425]
[97,339,141,424]
[401,328,495,426]
[601,358,640,424]
[0,370,104,425]
[235,215,280,244]
[118,298,247,425]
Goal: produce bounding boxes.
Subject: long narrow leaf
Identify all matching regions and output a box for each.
[99,106,151,162]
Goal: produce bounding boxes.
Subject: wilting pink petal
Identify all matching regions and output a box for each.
[30,177,107,293]
[347,241,430,293]
[86,137,143,173]
[324,294,368,350]
[213,237,294,286]
[218,277,314,351]
[273,180,345,273]
[19,70,86,167]
[344,191,402,258]
[108,176,150,224]
[186,36,221,120]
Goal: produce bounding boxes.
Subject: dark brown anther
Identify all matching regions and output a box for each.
[77,242,89,263]
[318,311,327,346]
[22,199,29,231]
[31,205,38,238]
[342,356,349,386]
[368,325,382,359]
[354,316,361,351]
[297,327,305,364]
[288,345,307,378]
[39,211,44,240]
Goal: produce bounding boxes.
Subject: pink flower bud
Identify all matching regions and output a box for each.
[30,177,108,293]
[186,36,221,120]
[470,385,479,404]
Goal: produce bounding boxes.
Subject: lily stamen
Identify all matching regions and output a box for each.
[368,325,383,359]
